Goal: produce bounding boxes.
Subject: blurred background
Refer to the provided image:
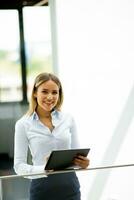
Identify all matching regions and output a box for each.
[0,0,134,199]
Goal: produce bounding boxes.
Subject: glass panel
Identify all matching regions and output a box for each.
[1,177,30,200]
[23,7,53,101]
[1,167,134,200]
[0,10,22,102]
[78,167,134,200]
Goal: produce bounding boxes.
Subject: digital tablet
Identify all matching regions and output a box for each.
[45,148,90,171]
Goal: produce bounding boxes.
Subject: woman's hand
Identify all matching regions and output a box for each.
[73,155,90,169]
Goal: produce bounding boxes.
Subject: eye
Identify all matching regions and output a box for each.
[42,90,48,94]
[52,91,58,95]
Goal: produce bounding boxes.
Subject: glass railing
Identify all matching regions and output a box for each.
[0,163,134,200]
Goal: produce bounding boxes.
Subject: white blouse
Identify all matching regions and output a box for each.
[14,110,80,178]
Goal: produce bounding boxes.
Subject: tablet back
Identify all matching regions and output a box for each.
[45,148,90,171]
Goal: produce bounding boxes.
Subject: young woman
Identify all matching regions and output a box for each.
[14,72,90,200]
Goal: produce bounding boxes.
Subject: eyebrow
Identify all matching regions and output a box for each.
[42,89,59,91]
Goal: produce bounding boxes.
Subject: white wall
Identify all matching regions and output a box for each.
[55,0,134,199]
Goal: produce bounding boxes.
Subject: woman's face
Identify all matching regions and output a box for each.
[34,80,59,113]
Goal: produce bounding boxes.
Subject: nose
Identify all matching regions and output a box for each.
[47,93,52,100]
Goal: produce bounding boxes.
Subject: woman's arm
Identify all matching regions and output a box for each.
[70,117,90,168]
[70,117,80,148]
[14,120,45,177]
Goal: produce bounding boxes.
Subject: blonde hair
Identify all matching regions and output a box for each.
[26,72,63,116]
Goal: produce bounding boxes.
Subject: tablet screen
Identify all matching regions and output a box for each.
[45,148,90,171]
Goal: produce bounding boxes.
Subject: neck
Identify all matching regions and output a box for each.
[36,107,51,119]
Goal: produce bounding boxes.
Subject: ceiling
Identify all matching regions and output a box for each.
[0,0,48,9]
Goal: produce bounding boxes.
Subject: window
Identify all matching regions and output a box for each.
[0,10,22,102]
[23,7,53,100]
[0,7,53,102]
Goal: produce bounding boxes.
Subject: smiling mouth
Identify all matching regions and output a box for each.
[44,102,54,106]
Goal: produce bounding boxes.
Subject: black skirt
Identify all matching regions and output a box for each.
[30,172,81,200]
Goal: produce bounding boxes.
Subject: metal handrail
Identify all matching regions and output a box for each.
[0,163,134,180]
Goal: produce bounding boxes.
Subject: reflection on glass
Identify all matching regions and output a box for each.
[23,7,53,101]
[0,10,22,102]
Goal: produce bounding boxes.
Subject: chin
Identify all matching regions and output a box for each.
[44,107,55,112]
